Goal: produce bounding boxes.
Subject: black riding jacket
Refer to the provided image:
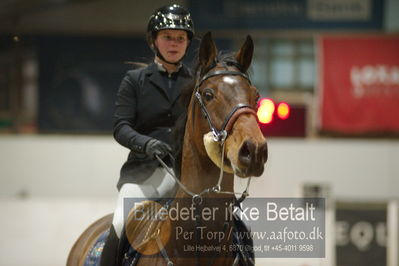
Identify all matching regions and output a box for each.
[113,62,192,189]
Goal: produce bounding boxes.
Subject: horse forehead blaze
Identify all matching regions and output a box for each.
[222,76,238,85]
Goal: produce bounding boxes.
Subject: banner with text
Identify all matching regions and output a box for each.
[319,35,399,134]
[189,0,383,30]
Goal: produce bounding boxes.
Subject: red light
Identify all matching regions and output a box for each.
[277,102,290,120]
[257,98,275,124]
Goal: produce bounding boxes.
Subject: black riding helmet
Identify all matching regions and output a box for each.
[147,4,194,64]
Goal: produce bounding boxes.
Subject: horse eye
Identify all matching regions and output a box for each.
[203,88,214,101]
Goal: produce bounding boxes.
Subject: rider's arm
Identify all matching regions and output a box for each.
[113,71,152,153]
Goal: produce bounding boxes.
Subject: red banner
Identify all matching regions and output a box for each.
[319,35,399,134]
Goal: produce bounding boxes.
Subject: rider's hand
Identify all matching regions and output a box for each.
[145,139,172,159]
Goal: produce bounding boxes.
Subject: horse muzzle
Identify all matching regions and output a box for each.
[225,113,268,178]
[236,139,268,177]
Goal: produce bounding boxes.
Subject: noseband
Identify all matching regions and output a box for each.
[194,70,257,143]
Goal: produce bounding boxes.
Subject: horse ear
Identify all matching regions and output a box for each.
[235,35,254,73]
[199,32,217,69]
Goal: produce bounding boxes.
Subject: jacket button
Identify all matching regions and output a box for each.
[168,128,172,133]
[167,113,172,118]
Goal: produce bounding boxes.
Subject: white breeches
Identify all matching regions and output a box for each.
[111,168,177,238]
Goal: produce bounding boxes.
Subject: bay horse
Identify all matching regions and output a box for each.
[67,32,268,266]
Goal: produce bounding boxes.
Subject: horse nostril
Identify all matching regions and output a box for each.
[261,142,268,163]
[238,140,253,166]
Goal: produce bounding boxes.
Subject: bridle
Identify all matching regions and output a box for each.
[156,66,259,204]
[194,69,258,143]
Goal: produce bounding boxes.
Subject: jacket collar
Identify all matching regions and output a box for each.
[154,59,182,72]
[146,62,192,104]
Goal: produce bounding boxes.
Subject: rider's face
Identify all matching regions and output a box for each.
[154,29,189,64]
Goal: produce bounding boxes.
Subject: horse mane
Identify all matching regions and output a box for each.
[172,51,248,178]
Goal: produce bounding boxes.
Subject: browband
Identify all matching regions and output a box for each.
[197,70,251,88]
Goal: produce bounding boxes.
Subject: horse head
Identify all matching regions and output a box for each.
[189,32,268,178]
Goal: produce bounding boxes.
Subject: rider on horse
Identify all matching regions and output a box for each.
[100,4,195,266]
